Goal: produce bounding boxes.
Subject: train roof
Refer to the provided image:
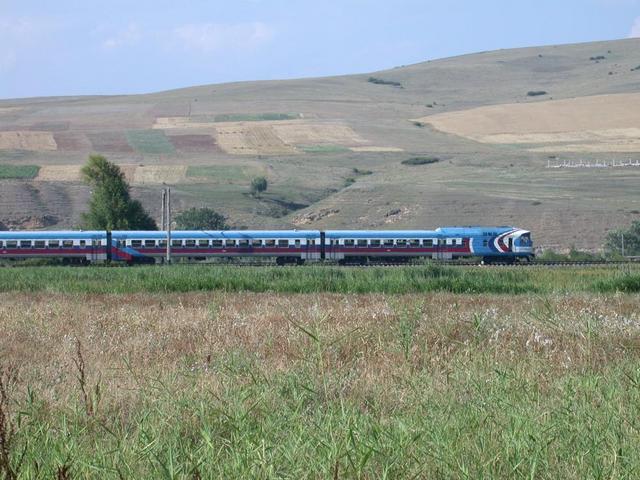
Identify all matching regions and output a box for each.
[0,230,104,239]
[111,230,321,239]
[325,226,523,238]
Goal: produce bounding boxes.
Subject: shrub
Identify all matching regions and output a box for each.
[352,168,372,176]
[175,207,229,230]
[590,55,606,61]
[401,156,440,166]
[250,176,268,195]
[527,91,547,97]
[367,77,402,87]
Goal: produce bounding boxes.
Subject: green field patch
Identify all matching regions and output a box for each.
[187,165,257,183]
[126,130,176,155]
[299,144,350,154]
[201,113,300,122]
[0,164,40,179]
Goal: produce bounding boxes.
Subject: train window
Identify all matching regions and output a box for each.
[344,239,355,246]
[185,240,196,248]
[238,239,249,247]
[370,239,381,247]
[62,240,73,248]
[212,240,223,248]
[0,241,3,248]
[264,239,275,247]
[79,240,86,247]
[225,239,236,247]
[483,239,488,247]
[172,239,183,247]
[158,240,167,248]
[252,239,262,247]
[409,239,420,247]
[424,239,433,247]
[396,239,407,247]
[48,240,60,248]
[294,240,301,247]
[278,239,289,247]
[310,240,316,246]
[384,239,394,247]
[198,239,209,247]
[20,240,32,248]
[6,240,17,248]
[357,239,367,247]
[145,240,156,248]
[131,240,142,248]
[34,240,46,249]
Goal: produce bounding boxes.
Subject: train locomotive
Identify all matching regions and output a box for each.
[0,226,534,264]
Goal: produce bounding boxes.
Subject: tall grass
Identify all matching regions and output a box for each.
[2,292,640,477]
[0,264,638,294]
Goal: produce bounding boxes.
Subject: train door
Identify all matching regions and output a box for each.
[90,236,101,262]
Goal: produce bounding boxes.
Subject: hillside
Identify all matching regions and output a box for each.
[1,38,640,250]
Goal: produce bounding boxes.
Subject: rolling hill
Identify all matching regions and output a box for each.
[1,38,640,251]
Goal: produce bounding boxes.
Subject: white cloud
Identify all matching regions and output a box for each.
[102,23,142,50]
[0,17,58,72]
[173,22,274,53]
[630,17,640,37]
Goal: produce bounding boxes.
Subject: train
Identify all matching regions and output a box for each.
[0,226,534,264]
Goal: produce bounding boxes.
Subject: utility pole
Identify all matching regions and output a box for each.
[165,188,172,264]
[161,189,166,230]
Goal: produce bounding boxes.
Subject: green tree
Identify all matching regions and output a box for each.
[605,220,640,256]
[81,154,157,230]
[250,176,268,196]
[174,207,229,230]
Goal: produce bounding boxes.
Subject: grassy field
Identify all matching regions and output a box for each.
[125,129,176,155]
[0,164,40,179]
[1,291,640,478]
[0,264,638,294]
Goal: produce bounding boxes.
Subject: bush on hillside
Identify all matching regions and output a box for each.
[527,91,547,97]
[401,156,440,166]
[368,77,402,87]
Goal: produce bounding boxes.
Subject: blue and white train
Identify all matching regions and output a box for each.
[0,226,534,264]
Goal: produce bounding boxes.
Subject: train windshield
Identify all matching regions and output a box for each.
[519,233,532,245]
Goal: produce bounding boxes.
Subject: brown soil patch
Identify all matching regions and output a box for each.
[168,134,220,153]
[0,131,57,151]
[419,93,640,152]
[215,123,298,155]
[27,121,70,132]
[153,116,216,130]
[37,165,83,182]
[132,166,188,184]
[53,132,91,151]
[272,122,366,146]
[88,132,134,153]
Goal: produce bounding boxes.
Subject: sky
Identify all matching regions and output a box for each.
[1,0,639,99]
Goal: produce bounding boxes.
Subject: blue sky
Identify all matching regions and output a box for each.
[1,0,639,99]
